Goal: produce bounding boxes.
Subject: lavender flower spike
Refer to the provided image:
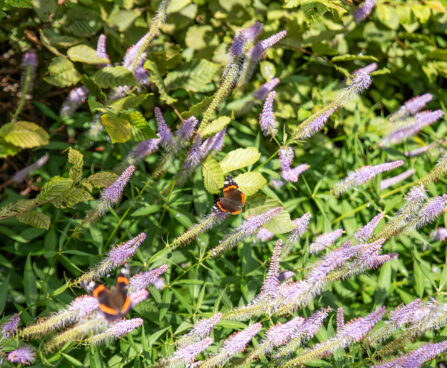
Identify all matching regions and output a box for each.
[257,239,282,300]
[334,160,404,196]
[354,0,377,23]
[182,134,203,172]
[210,207,283,257]
[242,21,263,43]
[259,91,277,137]
[414,194,447,228]
[390,93,433,122]
[230,30,245,57]
[60,86,89,118]
[405,141,441,157]
[431,227,447,241]
[2,313,20,338]
[354,62,378,75]
[282,213,311,256]
[96,34,110,63]
[171,337,213,365]
[282,164,310,182]
[309,229,344,254]
[380,168,415,190]
[155,107,172,148]
[200,129,226,157]
[129,264,169,292]
[355,213,384,242]
[102,165,135,204]
[178,313,223,346]
[177,116,198,141]
[85,318,144,345]
[7,346,35,365]
[257,227,274,241]
[373,340,447,368]
[253,77,280,100]
[279,146,310,182]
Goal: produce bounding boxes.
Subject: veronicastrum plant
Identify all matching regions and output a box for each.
[1,0,447,367]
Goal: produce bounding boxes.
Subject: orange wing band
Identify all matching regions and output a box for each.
[216,202,228,212]
[231,209,241,215]
[92,284,106,298]
[223,185,238,192]
[120,296,131,313]
[99,303,119,316]
[117,276,129,285]
[240,192,246,205]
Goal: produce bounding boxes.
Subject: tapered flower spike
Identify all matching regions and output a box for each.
[182,134,203,172]
[170,337,213,366]
[76,233,146,285]
[96,34,110,63]
[413,194,447,229]
[390,93,433,123]
[278,146,310,182]
[355,213,383,243]
[282,164,310,182]
[2,313,20,338]
[177,116,198,141]
[129,289,149,307]
[405,141,441,157]
[177,313,223,347]
[431,227,447,241]
[380,110,444,146]
[290,72,372,142]
[7,346,35,365]
[155,107,173,148]
[242,21,263,42]
[257,227,274,241]
[200,129,226,157]
[309,229,344,254]
[373,340,447,368]
[354,0,377,23]
[279,270,295,281]
[336,307,345,331]
[210,207,283,257]
[354,62,378,75]
[84,318,144,345]
[129,264,169,292]
[334,160,404,196]
[60,86,89,118]
[380,169,415,190]
[256,240,282,301]
[127,138,161,163]
[13,49,38,121]
[253,78,280,100]
[200,323,262,368]
[282,213,311,256]
[259,91,277,137]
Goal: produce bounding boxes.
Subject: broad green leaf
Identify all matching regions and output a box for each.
[43,56,81,87]
[24,255,37,306]
[57,187,93,208]
[2,121,49,148]
[165,59,220,92]
[67,45,109,65]
[0,139,21,158]
[234,172,267,196]
[67,147,83,182]
[86,172,118,188]
[5,0,33,8]
[200,116,231,138]
[80,75,106,102]
[109,94,149,111]
[32,0,56,20]
[101,114,132,143]
[92,66,137,89]
[145,60,177,104]
[37,176,73,203]
[17,211,51,230]
[219,147,261,173]
[126,111,157,141]
[202,156,224,194]
[180,95,214,119]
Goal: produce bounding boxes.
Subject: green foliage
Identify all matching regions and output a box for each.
[43,57,81,87]
[0,121,49,158]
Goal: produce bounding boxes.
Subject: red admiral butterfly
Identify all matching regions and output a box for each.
[213,175,245,215]
[86,273,131,321]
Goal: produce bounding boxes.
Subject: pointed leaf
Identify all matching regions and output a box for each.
[126,111,157,141]
[86,172,119,188]
[200,116,231,138]
[101,113,132,143]
[234,172,267,197]
[43,56,81,87]
[67,45,109,65]
[202,156,224,194]
[2,121,49,148]
[165,59,220,92]
[80,75,106,102]
[24,255,37,306]
[219,147,261,173]
[67,148,83,182]
[92,66,137,88]
[145,60,177,104]
[17,211,51,230]
[36,176,73,203]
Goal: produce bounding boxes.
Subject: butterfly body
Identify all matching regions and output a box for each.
[214,175,245,215]
[91,275,131,321]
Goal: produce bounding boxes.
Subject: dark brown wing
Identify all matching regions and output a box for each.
[93,284,121,320]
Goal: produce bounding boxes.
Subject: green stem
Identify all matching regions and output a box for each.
[12,66,32,122]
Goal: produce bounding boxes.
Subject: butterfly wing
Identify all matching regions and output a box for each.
[92,284,121,321]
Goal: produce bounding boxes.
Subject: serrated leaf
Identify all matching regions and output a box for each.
[180,95,214,119]
[80,75,106,102]
[101,114,132,143]
[0,199,37,218]
[202,156,224,194]
[165,59,220,92]
[332,54,378,62]
[0,139,21,158]
[109,94,149,111]
[67,148,83,182]
[86,172,118,188]
[234,172,267,197]
[37,176,73,203]
[200,116,231,138]
[126,111,157,141]
[5,0,32,8]
[219,147,261,173]
[57,187,93,208]
[17,211,51,230]
[2,121,49,149]
[145,60,177,104]
[43,56,81,87]
[92,66,137,89]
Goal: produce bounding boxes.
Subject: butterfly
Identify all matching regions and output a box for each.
[213,175,245,215]
[86,273,132,321]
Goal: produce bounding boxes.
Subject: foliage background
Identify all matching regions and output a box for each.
[1,0,447,366]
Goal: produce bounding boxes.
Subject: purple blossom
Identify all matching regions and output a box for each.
[431,227,447,241]
[242,21,263,42]
[131,138,161,159]
[107,232,146,267]
[355,213,384,242]
[291,214,312,238]
[69,296,99,318]
[270,179,285,188]
[391,93,434,123]
[354,62,378,75]
[241,207,283,235]
[2,314,20,338]
[130,264,169,292]
[181,313,223,344]
[11,153,49,183]
[153,277,165,290]
[415,194,447,228]
[350,71,373,94]
[101,318,143,341]
[373,340,447,368]
[257,227,274,241]
[201,129,226,157]
[221,323,262,355]
[155,107,172,148]
[282,164,310,182]
[266,316,305,347]
[129,289,150,307]
[102,165,135,203]
[336,307,345,331]
[60,86,89,118]
[339,306,386,342]
[96,34,110,63]
[253,77,280,100]
[7,346,35,365]
[183,134,203,171]
[389,299,423,327]
[309,229,344,254]
[177,116,198,141]
[279,270,295,282]
[258,240,282,299]
[405,141,441,157]
[301,307,332,340]
[22,49,37,67]
[259,91,277,137]
[301,107,337,139]
[380,169,415,190]
[248,31,287,63]
[405,185,426,205]
[231,30,245,56]
[279,146,294,173]
[173,337,213,364]
[354,0,377,23]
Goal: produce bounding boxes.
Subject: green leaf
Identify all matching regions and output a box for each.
[0,275,10,314]
[219,147,261,173]
[101,113,132,143]
[2,121,49,148]
[80,75,106,102]
[17,211,51,230]
[234,172,267,197]
[202,156,224,194]
[61,353,84,367]
[145,60,177,104]
[67,45,109,65]
[165,59,220,92]
[36,176,74,203]
[332,54,379,62]
[0,139,21,158]
[200,116,231,138]
[109,94,149,111]
[56,187,93,208]
[180,95,214,119]
[126,111,157,141]
[43,56,81,87]
[32,0,56,21]
[24,255,37,306]
[67,148,83,182]
[86,172,118,188]
[92,66,137,89]
[5,0,33,8]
